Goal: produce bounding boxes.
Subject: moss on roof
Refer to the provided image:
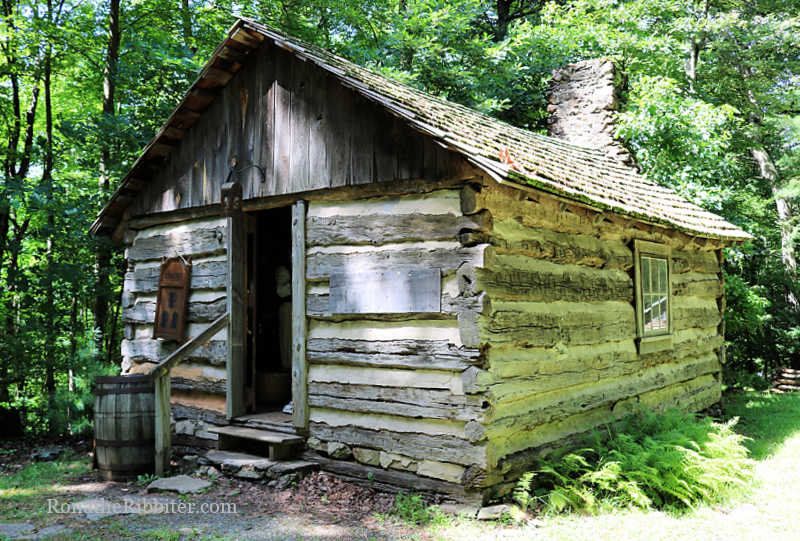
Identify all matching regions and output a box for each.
[240,19,749,240]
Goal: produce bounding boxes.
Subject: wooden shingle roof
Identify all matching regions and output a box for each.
[91,18,751,241]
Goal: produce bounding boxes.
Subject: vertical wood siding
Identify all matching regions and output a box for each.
[129,42,467,218]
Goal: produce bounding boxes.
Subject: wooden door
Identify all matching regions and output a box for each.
[224,183,254,420]
[244,213,257,412]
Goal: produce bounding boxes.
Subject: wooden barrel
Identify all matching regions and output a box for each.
[94,375,155,481]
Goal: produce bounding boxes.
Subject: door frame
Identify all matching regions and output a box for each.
[223,185,308,430]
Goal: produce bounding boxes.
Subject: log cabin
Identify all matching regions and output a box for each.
[91,18,752,502]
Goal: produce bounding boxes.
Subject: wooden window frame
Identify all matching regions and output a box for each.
[634,240,673,354]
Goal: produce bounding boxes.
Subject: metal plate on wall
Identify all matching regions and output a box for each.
[329,268,441,314]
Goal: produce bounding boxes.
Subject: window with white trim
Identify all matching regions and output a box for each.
[634,240,673,353]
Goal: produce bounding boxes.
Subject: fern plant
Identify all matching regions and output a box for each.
[515,409,754,514]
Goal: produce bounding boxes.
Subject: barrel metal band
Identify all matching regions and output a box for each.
[96,438,156,448]
[97,462,155,473]
[94,387,154,396]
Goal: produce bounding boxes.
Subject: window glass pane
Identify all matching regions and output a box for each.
[658,260,668,294]
[643,293,655,331]
[651,257,659,293]
[641,255,669,334]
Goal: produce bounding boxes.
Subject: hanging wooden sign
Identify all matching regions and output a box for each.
[153,257,192,342]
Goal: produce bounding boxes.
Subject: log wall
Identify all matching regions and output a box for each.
[303,189,493,491]
[117,176,728,500]
[458,181,725,496]
[121,216,229,447]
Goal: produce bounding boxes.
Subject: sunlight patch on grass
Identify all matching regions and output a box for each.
[428,391,800,541]
[0,454,91,522]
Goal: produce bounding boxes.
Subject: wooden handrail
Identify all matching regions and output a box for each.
[152,311,229,475]
[149,312,229,378]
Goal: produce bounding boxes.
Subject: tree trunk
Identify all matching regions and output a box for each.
[180,0,193,51]
[398,0,414,71]
[94,0,120,361]
[751,147,799,310]
[494,0,511,42]
[43,0,59,433]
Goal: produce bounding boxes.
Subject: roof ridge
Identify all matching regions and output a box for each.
[90,16,752,241]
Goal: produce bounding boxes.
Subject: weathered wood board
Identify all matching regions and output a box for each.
[128,41,473,218]
[329,268,441,314]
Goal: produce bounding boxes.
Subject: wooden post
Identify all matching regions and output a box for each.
[291,200,308,430]
[223,182,247,420]
[153,372,170,476]
[149,313,229,476]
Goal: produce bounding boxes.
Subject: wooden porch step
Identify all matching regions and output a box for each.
[232,412,296,434]
[208,426,304,460]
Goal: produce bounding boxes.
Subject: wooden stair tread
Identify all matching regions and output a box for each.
[208,426,304,445]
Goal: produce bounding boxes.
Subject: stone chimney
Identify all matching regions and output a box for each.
[547,59,632,164]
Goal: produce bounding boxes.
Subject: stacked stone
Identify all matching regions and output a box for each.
[547,58,633,165]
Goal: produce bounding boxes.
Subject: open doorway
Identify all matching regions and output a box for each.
[244,205,293,417]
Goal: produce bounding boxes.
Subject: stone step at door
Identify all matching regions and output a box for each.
[208,425,304,460]
[204,449,318,484]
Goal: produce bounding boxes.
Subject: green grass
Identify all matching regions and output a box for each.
[426,391,800,541]
[723,391,800,459]
[3,391,800,541]
[0,453,90,522]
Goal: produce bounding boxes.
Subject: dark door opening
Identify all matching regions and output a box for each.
[245,205,293,415]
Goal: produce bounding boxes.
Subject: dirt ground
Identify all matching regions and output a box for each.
[0,440,514,541]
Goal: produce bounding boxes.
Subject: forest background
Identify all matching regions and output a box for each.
[1,0,797,435]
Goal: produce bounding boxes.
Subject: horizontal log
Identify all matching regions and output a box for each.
[302,451,479,502]
[128,222,227,262]
[469,257,632,303]
[309,422,487,467]
[121,338,226,365]
[308,395,479,422]
[488,374,719,465]
[476,300,635,348]
[171,403,227,425]
[171,376,226,395]
[311,405,464,439]
[493,377,721,480]
[307,290,488,319]
[129,361,226,383]
[672,297,721,330]
[306,211,491,247]
[672,272,723,298]
[486,354,720,429]
[672,249,720,275]
[125,259,227,295]
[306,243,486,280]
[308,364,465,394]
[461,184,604,236]
[307,189,461,218]
[489,219,632,270]
[485,328,722,402]
[309,382,484,409]
[308,319,462,345]
[307,338,482,371]
[171,390,226,415]
[123,295,226,324]
[463,183,720,252]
